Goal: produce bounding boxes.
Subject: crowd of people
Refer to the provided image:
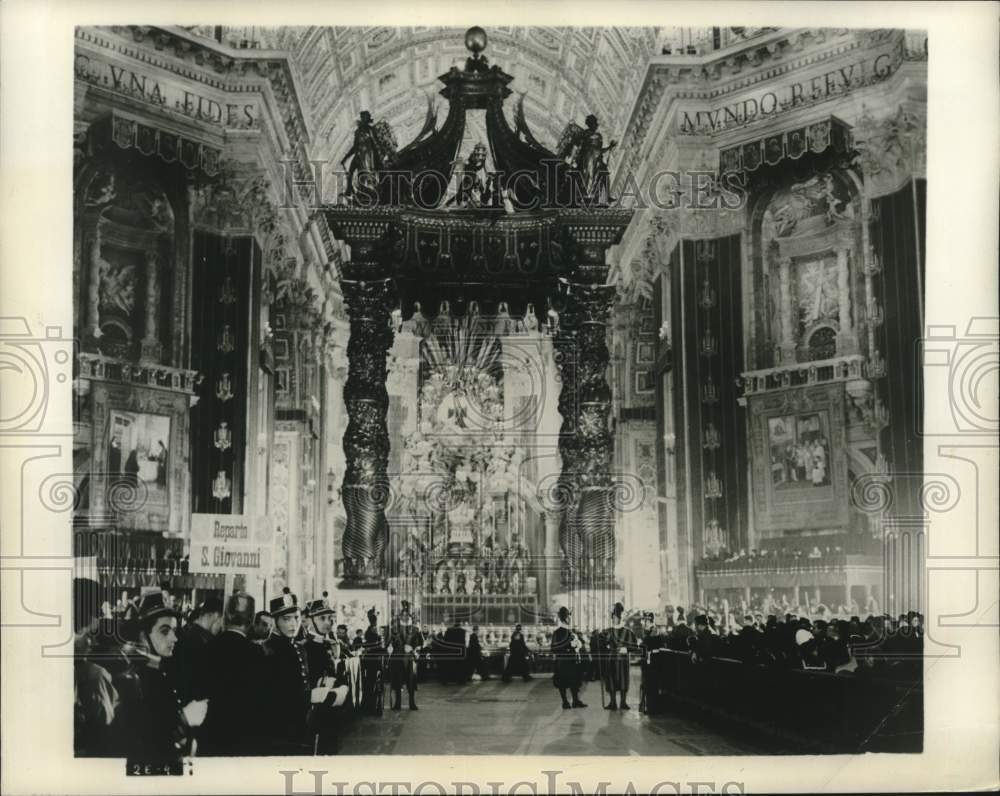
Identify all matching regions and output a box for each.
[74,582,362,767]
[632,603,925,680]
[696,535,883,573]
[74,576,924,766]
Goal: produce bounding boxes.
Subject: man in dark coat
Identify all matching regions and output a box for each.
[638,612,662,713]
[468,624,490,681]
[262,588,327,755]
[116,593,205,771]
[171,597,223,704]
[199,592,267,756]
[735,614,764,664]
[361,606,386,714]
[600,602,637,710]
[551,607,586,709]
[691,614,717,663]
[667,616,694,652]
[440,618,468,685]
[503,623,532,682]
[387,603,423,710]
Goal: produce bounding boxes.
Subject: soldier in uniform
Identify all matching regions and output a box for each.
[302,592,350,754]
[262,588,331,755]
[551,607,586,709]
[387,602,423,710]
[333,623,354,659]
[117,592,207,770]
[600,602,638,710]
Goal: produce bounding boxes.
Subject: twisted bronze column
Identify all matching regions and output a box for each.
[551,214,630,604]
[552,302,582,584]
[564,280,616,585]
[341,275,394,586]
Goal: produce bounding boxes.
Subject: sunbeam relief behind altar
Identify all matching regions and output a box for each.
[189,513,274,575]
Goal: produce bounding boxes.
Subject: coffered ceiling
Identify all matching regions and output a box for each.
[227,26,659,165]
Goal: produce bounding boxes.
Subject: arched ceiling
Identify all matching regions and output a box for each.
[249,26,659,165]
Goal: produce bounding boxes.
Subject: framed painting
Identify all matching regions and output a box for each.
[88,382,192,535]
[748,382,847,533]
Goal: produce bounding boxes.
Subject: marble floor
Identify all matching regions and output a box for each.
[338,677,775,756]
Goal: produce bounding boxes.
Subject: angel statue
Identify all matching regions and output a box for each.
[340,110,397,201]
[556,114,618,205]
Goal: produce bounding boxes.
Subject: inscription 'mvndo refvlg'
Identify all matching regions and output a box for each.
[679,51,898,134]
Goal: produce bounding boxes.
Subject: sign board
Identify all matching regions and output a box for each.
[190,514,273,576]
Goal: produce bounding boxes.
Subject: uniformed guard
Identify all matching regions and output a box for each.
[263,587,330,755]
[302,592,337,680]
[600,602,637,710]
[551,606,586,709]
[118,592,206,771]
[387,601,423,711]
[333,623,355,659]
[303,592,350,754]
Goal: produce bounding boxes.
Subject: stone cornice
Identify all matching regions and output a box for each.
[618,29,922,181]
[76,26,313,176]
[78,352,200,395]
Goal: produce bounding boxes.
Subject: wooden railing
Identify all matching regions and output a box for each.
[644,649,921,753]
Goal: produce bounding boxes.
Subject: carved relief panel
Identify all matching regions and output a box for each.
[77,164,179,365]
[757,171,862,368]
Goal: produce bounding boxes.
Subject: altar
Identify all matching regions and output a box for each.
[420,593,540,626]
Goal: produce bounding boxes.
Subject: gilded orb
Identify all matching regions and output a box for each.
[465,26,488,55]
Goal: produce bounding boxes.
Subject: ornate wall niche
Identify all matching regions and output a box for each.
[752,168,863,369]
[75,154,186,367]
